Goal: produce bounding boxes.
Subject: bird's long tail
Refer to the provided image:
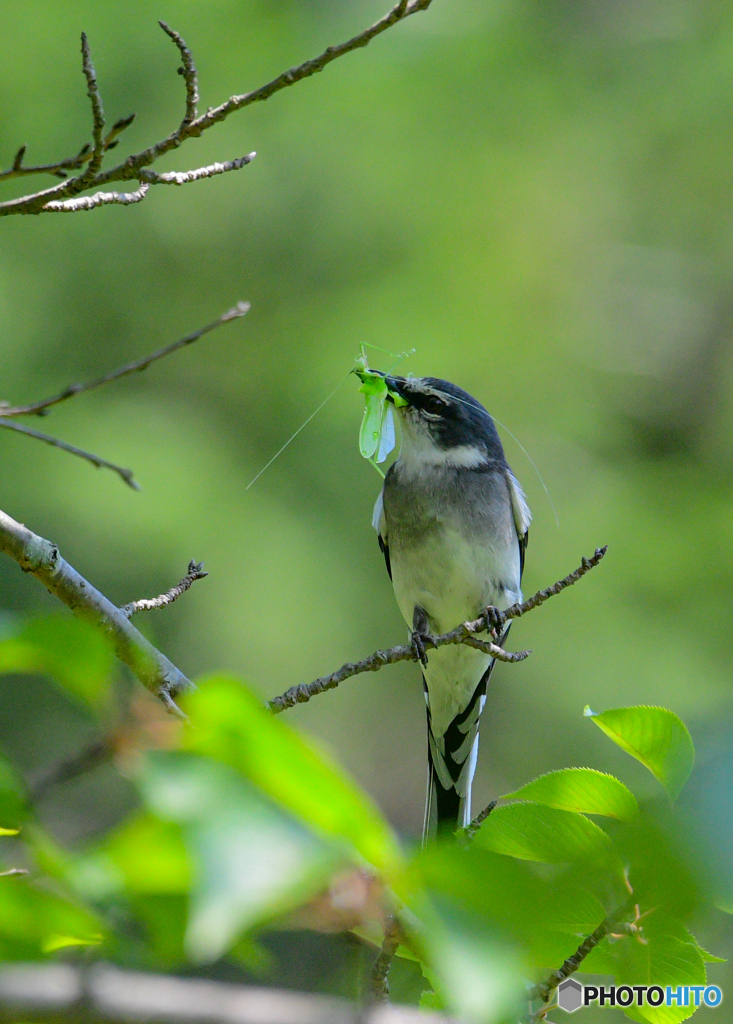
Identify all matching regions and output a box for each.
[422,663,493,842]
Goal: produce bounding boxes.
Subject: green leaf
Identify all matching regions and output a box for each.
[419,987,444,1012]
[0,873,103,960]
[696,944,726,964]
[182,676,403,874]
[584,915,707,1024]
[411,842,620,972]
[139,752,347,962]
[42,933,102,953]
[473,802,616,864]
[421,901,526,1024]
[0,616,114,708]
[585,706,694,800]
[503,768,639,821]
[101,813,192,895]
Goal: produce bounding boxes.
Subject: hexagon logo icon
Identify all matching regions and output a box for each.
[557,979,584,1013]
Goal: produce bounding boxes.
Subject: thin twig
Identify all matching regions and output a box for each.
[530,897,635,1005]
[82,35,105,156]
[457,800,497,843]
[176,0,434,141]
[72,33,106,196]
[138,155,256,186]
[122,561,208,618]
[159,21,199,125]
[0,868,28,878]
[370,916,403,1002]
[0,0,435,216]
[0,302,249,418]
[0,509,193,713]
[29,737,116,802]
[0,143,89,183]
[0,117,136,184]
[0,304,248,487]
[268,549,607,714]
[0,419,139,489]
[499,547,608,627]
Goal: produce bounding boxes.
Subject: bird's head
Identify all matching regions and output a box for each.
[383,374,506,467]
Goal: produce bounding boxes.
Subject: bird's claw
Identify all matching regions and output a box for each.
[411,631,430,668]
[483,605,504,638]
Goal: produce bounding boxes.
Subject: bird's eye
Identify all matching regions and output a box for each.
[423,395,445,416]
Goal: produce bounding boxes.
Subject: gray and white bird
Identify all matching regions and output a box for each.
[371,374,530,840]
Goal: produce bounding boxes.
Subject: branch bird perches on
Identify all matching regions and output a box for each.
[268,548,607,713]
[0,0,435,216]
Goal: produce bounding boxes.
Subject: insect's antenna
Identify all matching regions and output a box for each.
[386,348,415,374]
[245,371,351,491]
[360,342,411,361]
[439,389,559,528]
[490,414,559,529]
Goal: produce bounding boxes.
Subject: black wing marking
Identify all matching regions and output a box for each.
[378,533,392,580]
[519,527,528,581]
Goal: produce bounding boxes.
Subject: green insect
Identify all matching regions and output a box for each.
[353,346,412,478]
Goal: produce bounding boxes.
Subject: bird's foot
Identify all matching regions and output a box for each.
[482,605,505,638]
[410,631,430,668]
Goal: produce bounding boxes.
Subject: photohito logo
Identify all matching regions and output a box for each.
[556,980,723,1013]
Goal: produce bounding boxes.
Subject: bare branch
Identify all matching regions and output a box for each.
[0,868,28,878]
[269,635,527,715]
[0,117,135,184]
[268,549,607,714]
[370,916,404,1002]
[181,0,435,140]
[0,509,193,713]
[0,0,435,216]
[79,32,105,183]
[41,182,149,212]
[103,114,136,150]
[29,737,115,803]
[0,302,249,418]
[122,560,208,618]
[457,800,497,843]
[530,897,635,1006]
[138,155,256,186]
[498,546,608,627]
[0,419,139,489]
[159,21,199,125]
[0,143,87,183]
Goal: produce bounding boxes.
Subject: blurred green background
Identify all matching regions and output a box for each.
[1,0,733,1010]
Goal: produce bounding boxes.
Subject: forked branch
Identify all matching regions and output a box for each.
[0,302,249,418]
[0,0,435,216]
[0,511,202,714]
[0,302,249,486]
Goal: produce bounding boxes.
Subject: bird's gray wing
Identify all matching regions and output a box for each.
[506,468,531,581]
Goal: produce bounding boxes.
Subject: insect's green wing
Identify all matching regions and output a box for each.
[359,376,388,459]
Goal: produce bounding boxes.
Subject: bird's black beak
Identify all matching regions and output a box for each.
[384,375,410,406]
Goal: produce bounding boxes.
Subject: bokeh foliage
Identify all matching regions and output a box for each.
[1,0,733,1018]
[0,619,725,1023]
